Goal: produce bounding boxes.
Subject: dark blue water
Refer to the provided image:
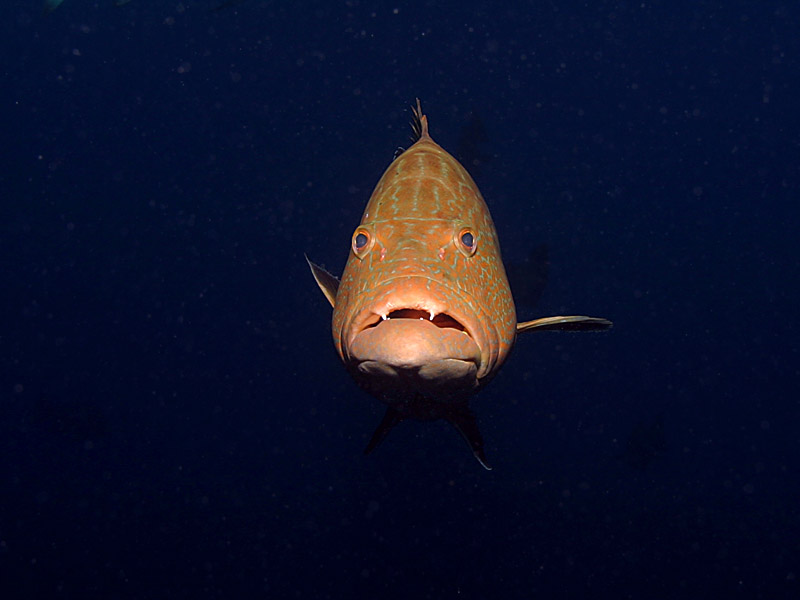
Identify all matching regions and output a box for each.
[2,1,798,598]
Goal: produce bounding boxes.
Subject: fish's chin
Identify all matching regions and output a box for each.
[346,312,481,402]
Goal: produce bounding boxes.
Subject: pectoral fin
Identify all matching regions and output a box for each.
[516,315,613,334]
[305,255,340,308]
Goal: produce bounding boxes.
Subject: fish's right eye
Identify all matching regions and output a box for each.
[454,226,478,257]
[351,227,373,259]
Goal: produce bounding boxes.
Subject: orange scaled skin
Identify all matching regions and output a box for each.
[331,113,516,403]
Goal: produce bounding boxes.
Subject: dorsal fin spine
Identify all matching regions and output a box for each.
[411,98,431,142]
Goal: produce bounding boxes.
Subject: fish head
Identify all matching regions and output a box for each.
[331,140,516,407]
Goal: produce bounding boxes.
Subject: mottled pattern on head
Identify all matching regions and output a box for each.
[331,107,516,382]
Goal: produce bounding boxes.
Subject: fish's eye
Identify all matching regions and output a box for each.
[351,227,373,259]
[455,227,478,257]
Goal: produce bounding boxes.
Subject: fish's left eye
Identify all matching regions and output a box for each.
[455,227,478,257]
[351,227,373,259]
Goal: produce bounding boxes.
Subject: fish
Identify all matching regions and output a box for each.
[307,100,612,469]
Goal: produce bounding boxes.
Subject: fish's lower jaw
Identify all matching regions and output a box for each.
[353,358,479,407]
[345,316,481,402]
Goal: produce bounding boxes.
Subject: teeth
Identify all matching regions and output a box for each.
[375,310,439,322]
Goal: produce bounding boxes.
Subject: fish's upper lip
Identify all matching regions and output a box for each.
[344,275,482,363]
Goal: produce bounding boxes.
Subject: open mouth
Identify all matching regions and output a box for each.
[346,305,482,376]
[360,309,467,334]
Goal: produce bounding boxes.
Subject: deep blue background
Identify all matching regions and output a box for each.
[2,1,798,598]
